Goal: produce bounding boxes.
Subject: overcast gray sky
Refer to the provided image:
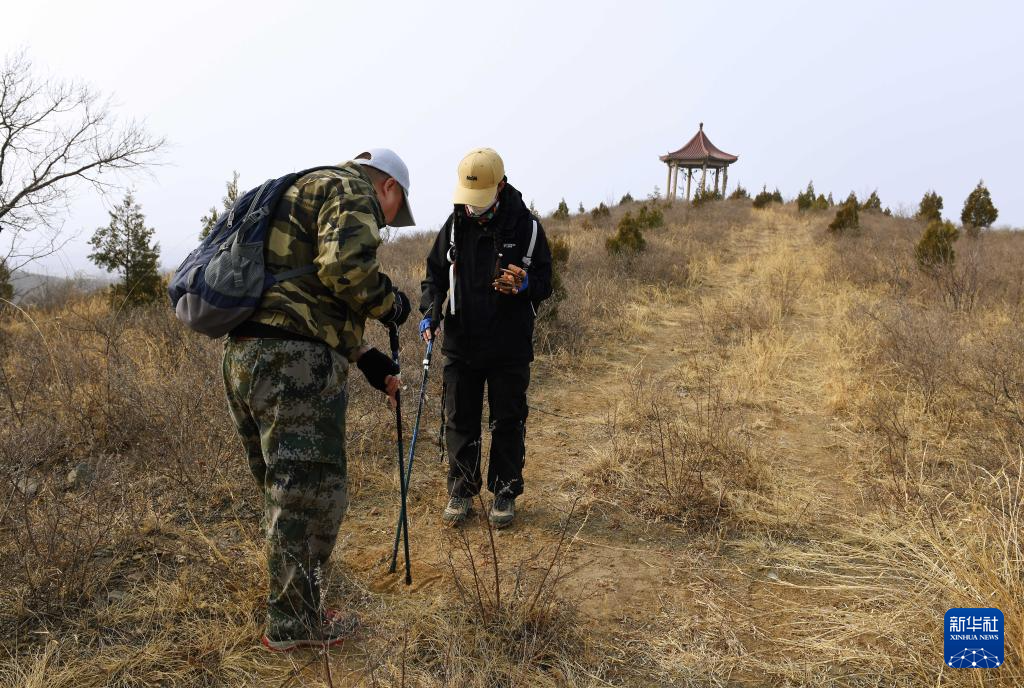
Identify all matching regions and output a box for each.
[4,0,1022,276]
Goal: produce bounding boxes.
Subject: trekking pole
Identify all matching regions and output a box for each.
[389,337,434,575]
[387,324,412,585]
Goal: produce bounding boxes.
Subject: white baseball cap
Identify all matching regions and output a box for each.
[355,148,415,227]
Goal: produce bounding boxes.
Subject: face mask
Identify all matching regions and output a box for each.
[466,196,497,216]
[468,202,499,225]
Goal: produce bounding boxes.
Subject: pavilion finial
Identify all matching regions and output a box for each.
[699,121,703,131]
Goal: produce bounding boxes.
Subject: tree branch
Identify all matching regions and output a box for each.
[0,51,164,269]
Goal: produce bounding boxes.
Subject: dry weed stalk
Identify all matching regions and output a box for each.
[589,363,762,528]
[389,497,598,686]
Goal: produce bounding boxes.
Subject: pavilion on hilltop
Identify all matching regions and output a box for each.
[659,123,738,202]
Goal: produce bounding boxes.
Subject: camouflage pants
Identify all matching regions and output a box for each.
[222,338,349,640]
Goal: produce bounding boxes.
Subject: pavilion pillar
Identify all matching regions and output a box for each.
[714,168,720,194]
[686,168,692,202]
[700,160,707,193]
[722,165,729,197]
[673,165,681,201]
[665,163,672,201]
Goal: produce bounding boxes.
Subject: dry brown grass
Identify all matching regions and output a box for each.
[0,208,695,686]
[3,198,1024,686]
[585,361,766,529]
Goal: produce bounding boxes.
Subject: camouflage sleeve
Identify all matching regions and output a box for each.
[315,180,396,321]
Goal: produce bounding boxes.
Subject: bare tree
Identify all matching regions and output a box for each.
[0,51,164,272]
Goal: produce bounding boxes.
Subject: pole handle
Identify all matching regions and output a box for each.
[422,338,433,369]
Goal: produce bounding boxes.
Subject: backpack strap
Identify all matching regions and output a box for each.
[522,219,538,268]
[447,216,457,314]
[449,219,456,257]
[266,166,350,285]
[242,179,272,226]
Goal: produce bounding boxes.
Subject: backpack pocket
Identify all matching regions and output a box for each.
[205,242,264,298]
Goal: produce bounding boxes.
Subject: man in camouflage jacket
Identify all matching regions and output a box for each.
[222,149,413,651]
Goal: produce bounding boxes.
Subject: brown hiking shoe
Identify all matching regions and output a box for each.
[261,609,359,652]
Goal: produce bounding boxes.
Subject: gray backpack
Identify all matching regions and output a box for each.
[168,167,339,337]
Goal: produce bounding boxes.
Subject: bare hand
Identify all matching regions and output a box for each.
[422,327,432,342]
[493,264,526,294]
[385,375,401,409]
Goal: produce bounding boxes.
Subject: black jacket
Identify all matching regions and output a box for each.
[420,183,552,366]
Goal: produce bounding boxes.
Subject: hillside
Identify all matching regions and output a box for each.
[7,271,113,305]
[1,199,1022,686]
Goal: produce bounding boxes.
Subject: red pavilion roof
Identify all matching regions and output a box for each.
[660,123,738,165]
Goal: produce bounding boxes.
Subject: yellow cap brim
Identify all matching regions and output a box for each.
[453,184,499,207]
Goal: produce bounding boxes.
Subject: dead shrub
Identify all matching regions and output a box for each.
[3,468,143,622]
[587,365,763,528]
[956,318,1024,447]
[395,499,604,687]
[867,302,959,412]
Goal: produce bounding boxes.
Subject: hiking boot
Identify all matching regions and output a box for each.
[261,609,359,652]
[442,495,472,525]
[489,495,516,529]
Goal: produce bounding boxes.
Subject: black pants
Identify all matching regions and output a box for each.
[444,359,530,499]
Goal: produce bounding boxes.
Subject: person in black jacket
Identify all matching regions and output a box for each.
[419,148,552,528]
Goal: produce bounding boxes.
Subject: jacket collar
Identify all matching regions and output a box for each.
[487,182,527,235]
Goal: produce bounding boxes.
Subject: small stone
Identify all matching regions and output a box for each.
[66,463,95,490]
[106,590,126,604]
[766,571,780,582]
[15,477,41,500]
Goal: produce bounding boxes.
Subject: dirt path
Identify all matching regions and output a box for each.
[521,221,865,668]
[340,219,863,683]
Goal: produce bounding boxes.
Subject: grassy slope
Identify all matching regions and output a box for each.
[1,199,1022,686]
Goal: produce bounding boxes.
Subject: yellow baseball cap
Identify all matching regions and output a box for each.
[452,148,505,206]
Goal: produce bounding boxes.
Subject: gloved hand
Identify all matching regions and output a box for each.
[493,264,528,295]
[356,347,399,392]
[419,316,434,342]
[381,289,411,326]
